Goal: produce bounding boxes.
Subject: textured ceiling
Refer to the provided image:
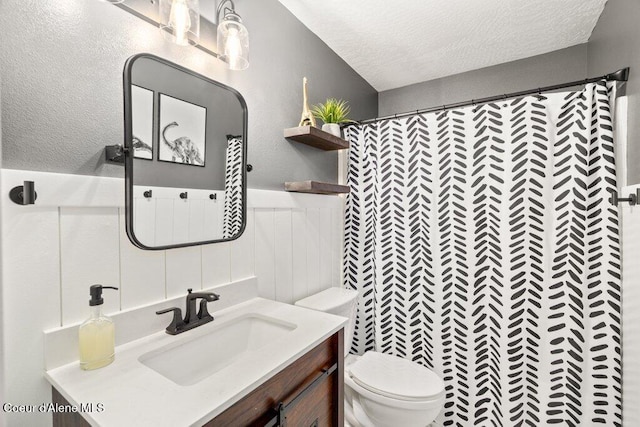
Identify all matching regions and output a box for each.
[278,0,608,91]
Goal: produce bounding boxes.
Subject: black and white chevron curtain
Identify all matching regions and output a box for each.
[223,135,243,239]
[343,82,622,426]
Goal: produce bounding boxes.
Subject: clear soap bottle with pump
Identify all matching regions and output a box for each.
[79,285,118,371]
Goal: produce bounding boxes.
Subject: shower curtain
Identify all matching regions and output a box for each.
[222,135,243,239]
[343,82,621,426]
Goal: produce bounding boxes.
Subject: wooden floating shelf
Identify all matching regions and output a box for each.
[284,126,349,151]
[285,181,350,195]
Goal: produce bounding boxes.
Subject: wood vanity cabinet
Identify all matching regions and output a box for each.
[208,329,344,427]
[52,329,344,427]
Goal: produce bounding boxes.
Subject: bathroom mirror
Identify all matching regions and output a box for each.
[123,53,247,250]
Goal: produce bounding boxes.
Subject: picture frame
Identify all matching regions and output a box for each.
[158,93,207,167]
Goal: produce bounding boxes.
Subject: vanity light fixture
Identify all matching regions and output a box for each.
[216,0,249,70]
[103,0,249,71]
[159,0,200,46]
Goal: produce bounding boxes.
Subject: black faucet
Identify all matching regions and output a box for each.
[156,288,220,335]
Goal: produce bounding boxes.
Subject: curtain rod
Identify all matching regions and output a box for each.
[348,67,630,127]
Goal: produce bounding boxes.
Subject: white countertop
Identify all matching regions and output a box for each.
[45,297,347,426]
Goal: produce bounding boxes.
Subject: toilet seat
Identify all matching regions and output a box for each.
[294,288,445,427]
[348,352,445,402]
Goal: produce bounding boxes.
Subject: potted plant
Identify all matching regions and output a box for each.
[311,98,355,137]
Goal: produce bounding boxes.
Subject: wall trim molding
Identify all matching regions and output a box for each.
[1,169,344,210]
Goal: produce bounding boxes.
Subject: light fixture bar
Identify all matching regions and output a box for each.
[112,0,220,58]
[108,0,249,70]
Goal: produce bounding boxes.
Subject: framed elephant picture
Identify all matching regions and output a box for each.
[131,85,154,160]
[158,93,207,167]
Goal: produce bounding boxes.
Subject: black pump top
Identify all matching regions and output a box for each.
[89,285,119,306]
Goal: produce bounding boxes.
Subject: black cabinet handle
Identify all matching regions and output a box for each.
[264,363,338,427]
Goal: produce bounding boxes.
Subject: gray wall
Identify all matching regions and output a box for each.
[587,0,640,184]
[0,0,377,190]
[378,44,588,116]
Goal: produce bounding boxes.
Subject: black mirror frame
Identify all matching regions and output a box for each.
[123,53,248,250]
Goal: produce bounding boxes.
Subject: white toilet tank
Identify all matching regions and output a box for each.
[295,287,359,352]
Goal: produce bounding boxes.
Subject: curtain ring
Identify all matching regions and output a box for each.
[536,88,547,101]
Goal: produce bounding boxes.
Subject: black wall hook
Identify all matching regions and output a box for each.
[180,192,188,199]
[609,189,640,206]
[143,190,153,198]
[9,181,37,205]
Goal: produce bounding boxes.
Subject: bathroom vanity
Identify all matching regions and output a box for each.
[45,295,346,426]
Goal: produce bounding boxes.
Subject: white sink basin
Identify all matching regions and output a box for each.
[139,314,297,386]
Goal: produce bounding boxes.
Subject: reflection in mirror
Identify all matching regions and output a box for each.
[123,54,247,250]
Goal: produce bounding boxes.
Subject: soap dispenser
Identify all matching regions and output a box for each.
[79,285,118,370]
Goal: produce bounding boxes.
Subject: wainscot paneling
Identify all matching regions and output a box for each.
[621,183,640,426]
[132,186,226,245]
[60,207,121,325]
[0,168,344,427]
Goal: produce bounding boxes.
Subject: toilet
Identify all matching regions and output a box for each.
[295,288,445,427]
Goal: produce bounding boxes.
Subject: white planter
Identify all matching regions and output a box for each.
[322,123,342,137]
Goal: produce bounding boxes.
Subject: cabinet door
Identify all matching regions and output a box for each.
[51,388,91,427]
[207,329,344,427]
[281,369,339,426]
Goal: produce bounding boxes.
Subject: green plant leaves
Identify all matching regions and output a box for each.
[311,98,355,124]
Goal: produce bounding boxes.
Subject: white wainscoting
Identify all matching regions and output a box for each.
[0,168,344,427]
[132,186,226,246]
[621,183,640,426]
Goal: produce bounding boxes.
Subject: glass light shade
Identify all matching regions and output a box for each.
[159,0,200,47]
[217,17,249,70]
